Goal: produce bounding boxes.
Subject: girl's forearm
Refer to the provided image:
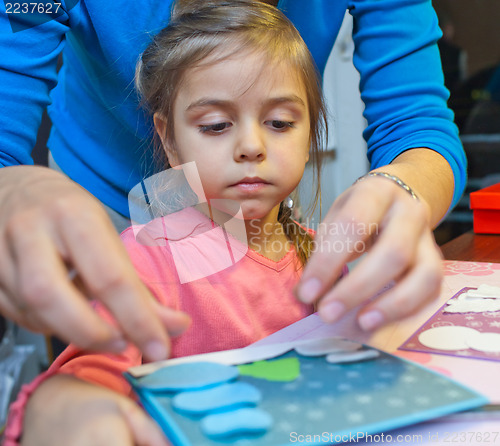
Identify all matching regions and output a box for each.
[21,374,94,445]
[20,374,168,446]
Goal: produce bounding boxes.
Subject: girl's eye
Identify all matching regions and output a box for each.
[198,122,232,134]
[268,120,295,131]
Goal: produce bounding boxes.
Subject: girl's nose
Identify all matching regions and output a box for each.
[234,122,266,162]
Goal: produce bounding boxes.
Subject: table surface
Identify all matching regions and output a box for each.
[440,231,500,263]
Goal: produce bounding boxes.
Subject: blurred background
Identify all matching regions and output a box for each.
[432,0,500,244]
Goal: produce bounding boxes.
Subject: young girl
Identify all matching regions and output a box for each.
[6,1,336,444]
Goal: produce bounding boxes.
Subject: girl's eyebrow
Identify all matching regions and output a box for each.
[185,95,306,112]
[265,95,306,108]
[186,99,235,112]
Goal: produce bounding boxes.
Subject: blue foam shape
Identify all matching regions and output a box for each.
[200,407,273,439]
[172,382,261,415]
[136,362,239,391]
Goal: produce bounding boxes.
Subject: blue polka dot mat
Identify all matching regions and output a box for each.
[125,342,486,445]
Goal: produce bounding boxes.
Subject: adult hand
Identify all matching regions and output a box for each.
[296,173,443,331]
[21,374,169,446]
[0,165,190,361]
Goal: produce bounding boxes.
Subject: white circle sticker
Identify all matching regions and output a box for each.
[418,326,480,351]
[466,332,500,353]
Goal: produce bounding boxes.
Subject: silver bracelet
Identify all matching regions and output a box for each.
[355,172,419,201]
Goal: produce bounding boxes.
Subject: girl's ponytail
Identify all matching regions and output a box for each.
[278,202,315,268]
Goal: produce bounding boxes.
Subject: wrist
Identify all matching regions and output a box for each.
[379,149,455,227]
[355,172,419,201]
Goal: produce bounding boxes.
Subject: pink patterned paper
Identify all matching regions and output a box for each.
[443,261,500,276]
[399,287,500,362]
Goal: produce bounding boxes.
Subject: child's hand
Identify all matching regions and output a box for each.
[21,374,169,446]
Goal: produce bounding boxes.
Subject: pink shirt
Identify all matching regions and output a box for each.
[4,208,316,444]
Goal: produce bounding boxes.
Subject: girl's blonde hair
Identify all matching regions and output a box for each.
[136,0,327,266]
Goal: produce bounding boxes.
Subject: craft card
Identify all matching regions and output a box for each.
[400,286,500,362]
[125,337,486,446]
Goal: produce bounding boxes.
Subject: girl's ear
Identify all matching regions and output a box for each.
[153,113,180,167]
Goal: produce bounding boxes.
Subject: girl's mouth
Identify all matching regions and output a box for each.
[230,177,270,192]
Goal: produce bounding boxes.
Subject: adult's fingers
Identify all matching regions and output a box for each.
[296,180,391,304]
[316,194,429,327]
[153,299,192,337]
[0,166,189,360]
[5,213,126,351]
[296,175,443,331]
[55,207,184,360]
[356,230,443,329]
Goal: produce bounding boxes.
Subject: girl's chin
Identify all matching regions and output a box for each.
[202,199,277,221]
[239,202,282,222]
[241,209,275,221]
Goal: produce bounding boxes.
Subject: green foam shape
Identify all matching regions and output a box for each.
[237,357,300,382]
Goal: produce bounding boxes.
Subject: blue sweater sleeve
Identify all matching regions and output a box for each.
[0,2,71,166]
[348,0,467,209]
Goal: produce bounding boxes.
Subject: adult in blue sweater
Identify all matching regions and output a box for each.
[0,0,465,362]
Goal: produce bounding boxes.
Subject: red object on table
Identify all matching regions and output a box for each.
[470,182,500,234]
